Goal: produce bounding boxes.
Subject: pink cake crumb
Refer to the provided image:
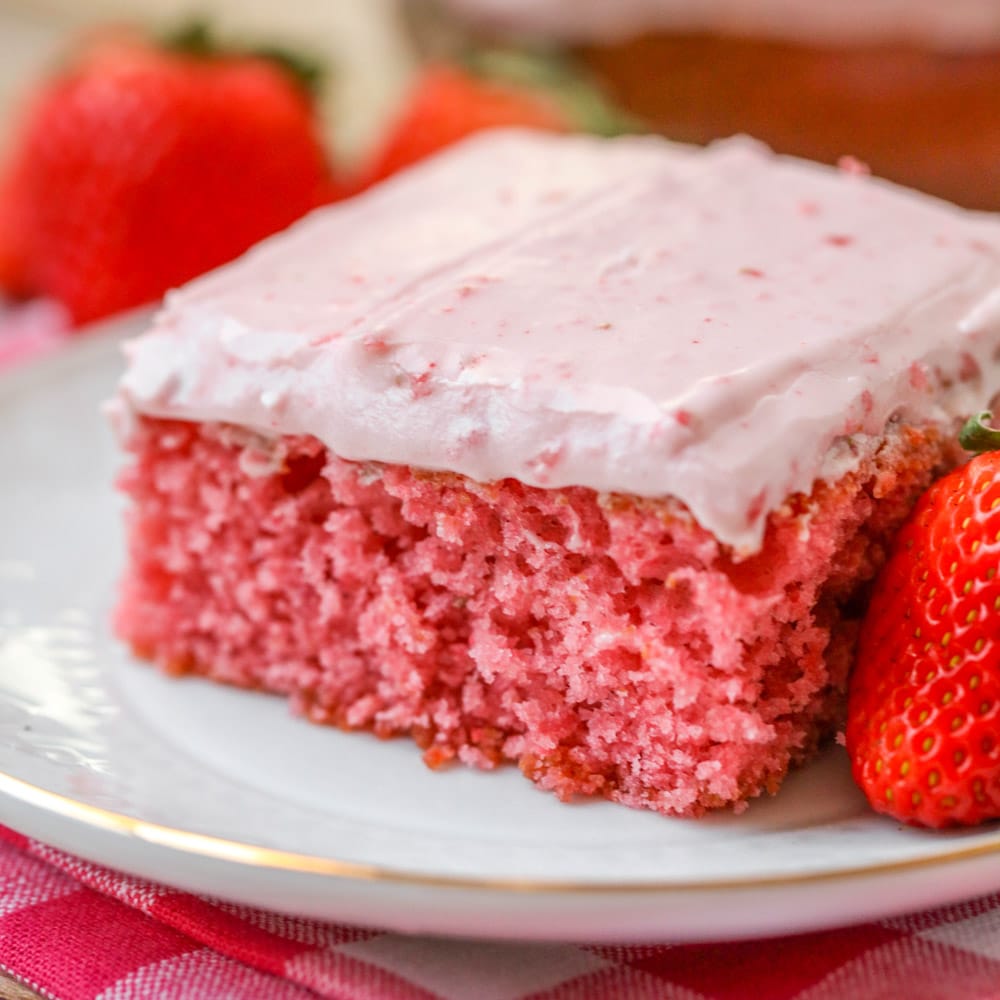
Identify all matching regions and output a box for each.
[116,417,953,816]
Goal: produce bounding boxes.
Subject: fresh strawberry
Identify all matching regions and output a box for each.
[0,27,336,326]
[360,63,569,186]
[0,165,29,296]
[847,411,1000,827]
[356,48,638,189]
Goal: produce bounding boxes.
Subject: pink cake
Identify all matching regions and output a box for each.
[113,131,1000,817]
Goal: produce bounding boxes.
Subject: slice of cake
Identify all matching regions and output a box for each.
[113,131,1000,817]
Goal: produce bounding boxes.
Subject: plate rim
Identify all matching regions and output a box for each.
[5,767,1000,894]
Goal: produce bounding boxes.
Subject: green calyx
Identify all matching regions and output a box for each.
[461,46,642,138]
[959,411,1000,454]
[163,20,215,56]
[163,20,325,93]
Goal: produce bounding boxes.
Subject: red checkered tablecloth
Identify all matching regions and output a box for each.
[4,825,1000,999]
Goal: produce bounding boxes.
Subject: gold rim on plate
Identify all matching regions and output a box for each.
[4,768,1000,893]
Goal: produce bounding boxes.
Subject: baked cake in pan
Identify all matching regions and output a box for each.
[440,0,1000,209]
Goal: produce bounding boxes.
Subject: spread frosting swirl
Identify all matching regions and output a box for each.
[118,132,1000,553]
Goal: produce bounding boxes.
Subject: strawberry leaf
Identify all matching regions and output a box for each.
[461,46,642,138]
[959,410,1000,453]
[163,20,325,94]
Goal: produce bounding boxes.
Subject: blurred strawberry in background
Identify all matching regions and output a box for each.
[0,12,632,333]
[359,63,569,186]
[0,24,335,326]
[357,52,635,189]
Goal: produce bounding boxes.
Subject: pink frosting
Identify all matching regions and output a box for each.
[118,132,1000,554]
[440,0,1000,48]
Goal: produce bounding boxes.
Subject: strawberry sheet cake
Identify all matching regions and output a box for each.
[112,131,1000,817]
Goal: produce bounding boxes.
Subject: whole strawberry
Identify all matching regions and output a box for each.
[358,54,635,188]
[0,26,336,326]
[847,411,1000,827]
[360,63,568,187]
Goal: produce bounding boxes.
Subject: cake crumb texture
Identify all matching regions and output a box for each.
[117,418,951,816]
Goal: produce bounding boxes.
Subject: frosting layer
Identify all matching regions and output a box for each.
[440,0,1000,49]
[119,131,1000,553]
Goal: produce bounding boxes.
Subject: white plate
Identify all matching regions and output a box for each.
[3,319,1000,943]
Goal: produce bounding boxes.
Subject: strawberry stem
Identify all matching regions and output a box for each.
[959,411,1000,453]
[460,46,642,137]
[163,20,215,56]
[163,20,325,93]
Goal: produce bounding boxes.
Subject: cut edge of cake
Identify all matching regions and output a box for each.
[115,412,959,816]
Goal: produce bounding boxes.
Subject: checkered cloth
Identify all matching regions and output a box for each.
[5,826,1000,1000]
